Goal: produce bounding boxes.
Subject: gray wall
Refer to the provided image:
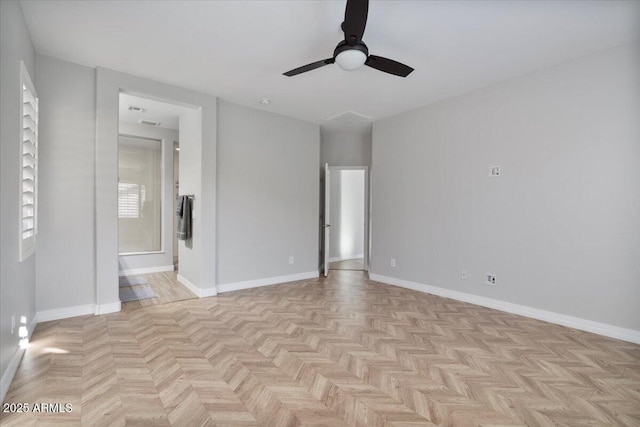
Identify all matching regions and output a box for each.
[0,0,37,385]
[35,55,96,313]
[217,100,320,284]
[371,44,640,330]
[118,122,178,272]
[321,125,372,167]
[176,107,203,288]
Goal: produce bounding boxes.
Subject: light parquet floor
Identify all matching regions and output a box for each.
[120,271,197,310]
[2,270,639,426]
[330,258,364,271]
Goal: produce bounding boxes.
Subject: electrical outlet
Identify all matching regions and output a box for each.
[390,259,396,268]
[485,274,496,285]
[11,314,15,334]
[289,256,294,265]
[461,269,468,280]
[489,166,501,177]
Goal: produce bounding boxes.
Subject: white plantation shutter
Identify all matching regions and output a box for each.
[19,62,37,261]
[118,183,140,218]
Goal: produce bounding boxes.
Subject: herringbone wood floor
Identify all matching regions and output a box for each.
[2,270,639,426]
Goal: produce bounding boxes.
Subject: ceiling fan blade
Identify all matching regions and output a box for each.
[343,0,368,43]
[283,58,335,77]
[365,55,414,77]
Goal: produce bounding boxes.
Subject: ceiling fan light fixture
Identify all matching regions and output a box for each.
[335,48,367,71]
[282,0,414,78]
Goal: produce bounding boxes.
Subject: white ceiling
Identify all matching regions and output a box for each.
[21,0,640,124]
[119,93,181,130]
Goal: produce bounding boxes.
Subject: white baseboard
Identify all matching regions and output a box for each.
[1,315,38,403]
[36,300,121,323]
[118,265,174,277]
[328,254,364,263]
[95,301,121,315]
[217,271,319,294]
[177,274,217,298]
[37,304,96,323]
[369,273,640,345]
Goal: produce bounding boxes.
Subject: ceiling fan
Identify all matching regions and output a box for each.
[283,0,414,78]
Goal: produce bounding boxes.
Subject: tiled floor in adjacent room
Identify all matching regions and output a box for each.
[119,271,197,310]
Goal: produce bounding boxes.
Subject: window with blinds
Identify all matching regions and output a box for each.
[20,62,38,261]
[118,183,141,218]
[118,135,161,254]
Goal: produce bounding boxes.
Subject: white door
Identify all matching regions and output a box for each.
[323,163,330,276]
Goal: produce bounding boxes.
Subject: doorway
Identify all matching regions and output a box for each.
[173,140,180,270]
[323,165,369,274]
[116,92,197,307]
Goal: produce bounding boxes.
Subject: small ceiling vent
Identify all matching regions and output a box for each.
[128,105,147,113]
[139,119,161,127]
[325,111,372,128]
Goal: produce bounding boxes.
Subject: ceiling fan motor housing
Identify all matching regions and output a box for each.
[334,40,368,58]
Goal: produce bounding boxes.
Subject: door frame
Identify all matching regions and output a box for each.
[325,165,370,272]
[95,67,217,314]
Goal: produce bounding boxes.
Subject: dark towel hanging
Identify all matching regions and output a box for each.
[176,195,192,240]
[176,195,185,217]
